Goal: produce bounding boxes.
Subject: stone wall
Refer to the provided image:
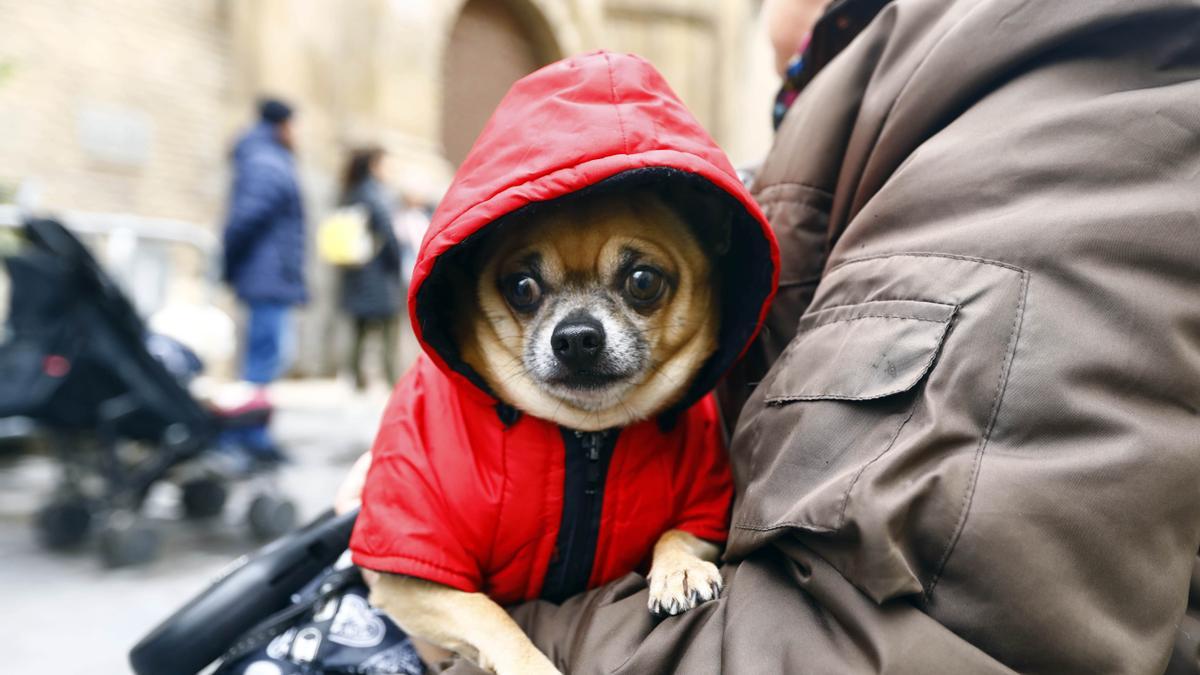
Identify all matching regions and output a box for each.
[0,0,233,223]
[0,0,780,377]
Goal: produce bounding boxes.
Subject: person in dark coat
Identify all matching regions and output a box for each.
[223,98,307,387]
[337,147,404,390]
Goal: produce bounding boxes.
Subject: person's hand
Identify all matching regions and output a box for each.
[335,451,382,587]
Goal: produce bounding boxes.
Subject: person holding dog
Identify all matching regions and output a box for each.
[337,0,1200,672]
[449,1,1200,673]
[345,51,777,673]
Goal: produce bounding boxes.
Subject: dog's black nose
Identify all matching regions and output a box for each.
[551,314,606,371]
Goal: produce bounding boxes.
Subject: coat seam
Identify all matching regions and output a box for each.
[925,268,1029,599]
[778,277,822,289]
[766,390,914,403]
[808,297,956,313]
[827,251,1027,275]
[755,181,835,199]
[842,1,984,224]
[603,52,631,156]
[734,520,839,534]
[802,313,951,327]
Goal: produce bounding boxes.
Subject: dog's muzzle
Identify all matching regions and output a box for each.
[551,311,605,373]
[535,305,642,395]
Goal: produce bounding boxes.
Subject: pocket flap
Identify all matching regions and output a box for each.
[764,300,957,403]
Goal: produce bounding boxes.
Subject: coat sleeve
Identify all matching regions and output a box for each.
[349,359,485,592]
[668,395,732,544]
[223,156,289,275]
[460,2,1200,674]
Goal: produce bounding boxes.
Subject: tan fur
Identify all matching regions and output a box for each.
[646,529,723,616]
[370,192,725,674]
[371,529,722,675]
[369,574,560,674]
[455,192,719,431]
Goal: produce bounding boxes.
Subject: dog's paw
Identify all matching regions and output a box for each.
[647,555,722,617]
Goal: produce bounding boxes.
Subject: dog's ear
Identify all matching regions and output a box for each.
[657,183,733,257]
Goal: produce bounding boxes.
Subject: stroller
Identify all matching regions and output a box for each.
[0,218,298,566]
[131,508,424,675]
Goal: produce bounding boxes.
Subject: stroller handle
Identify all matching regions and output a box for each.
[129,508,358,675]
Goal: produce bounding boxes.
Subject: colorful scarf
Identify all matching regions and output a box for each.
[772,33,813,130]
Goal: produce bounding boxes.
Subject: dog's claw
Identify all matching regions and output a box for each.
[648,555,722,619]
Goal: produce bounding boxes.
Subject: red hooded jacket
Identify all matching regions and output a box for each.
[350,51,778,605]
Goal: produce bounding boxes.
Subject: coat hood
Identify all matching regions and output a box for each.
[410,51,778,414]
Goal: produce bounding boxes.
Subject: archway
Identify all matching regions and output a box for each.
[441,0,561,167]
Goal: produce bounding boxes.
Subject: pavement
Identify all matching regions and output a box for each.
[0,379,391,675]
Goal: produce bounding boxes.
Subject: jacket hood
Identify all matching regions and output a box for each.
[411,51,779,414]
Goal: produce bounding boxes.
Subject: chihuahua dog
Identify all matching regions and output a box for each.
[459,191,722,433]
[364,190,729,674]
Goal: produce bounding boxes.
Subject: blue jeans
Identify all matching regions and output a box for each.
[243,301,293,385]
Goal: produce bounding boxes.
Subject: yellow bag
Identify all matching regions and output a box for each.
[317,205,373,266]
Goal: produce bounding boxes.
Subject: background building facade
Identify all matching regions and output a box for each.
[0,0,780,375]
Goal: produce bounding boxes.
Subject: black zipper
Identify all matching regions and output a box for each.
[539,428,617,603]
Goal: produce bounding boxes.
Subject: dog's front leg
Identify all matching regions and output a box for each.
[647,529,723,617]
[368,572,560,675]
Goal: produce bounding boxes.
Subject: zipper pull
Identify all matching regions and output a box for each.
[582,432,603,494]
[582,431,604,461]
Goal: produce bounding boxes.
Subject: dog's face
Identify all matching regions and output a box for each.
[454,192,720,431]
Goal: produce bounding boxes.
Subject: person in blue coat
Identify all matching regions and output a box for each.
[222,99,307,387]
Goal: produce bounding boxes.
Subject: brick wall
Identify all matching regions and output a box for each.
[0,0,233,224]
[0,0,778,378]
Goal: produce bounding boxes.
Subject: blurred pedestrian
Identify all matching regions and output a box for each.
[222,98,307,390]
[337,147,404,390]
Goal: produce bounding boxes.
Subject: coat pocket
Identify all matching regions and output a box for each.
[726,254,1027,602]
[733,300,956,541]
[763,300,957,404]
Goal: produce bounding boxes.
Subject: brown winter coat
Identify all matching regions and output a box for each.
[444,0,1200,672]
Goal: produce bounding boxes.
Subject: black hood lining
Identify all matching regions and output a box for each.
[415,167,774,419]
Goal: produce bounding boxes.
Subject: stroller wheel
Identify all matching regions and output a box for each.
[99,512,161,568]
[247,494,297,542]
[34,497,93,550]
[181,478,228,520]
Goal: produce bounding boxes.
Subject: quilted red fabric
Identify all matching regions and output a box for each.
[350,51,778,604]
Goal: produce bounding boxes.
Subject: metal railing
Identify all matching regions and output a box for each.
[0,203,221,316]
[0,203,217,253]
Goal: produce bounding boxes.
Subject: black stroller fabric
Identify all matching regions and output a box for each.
[216,565,423,675]
[0,219,214,443]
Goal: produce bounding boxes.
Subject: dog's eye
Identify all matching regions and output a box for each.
[624,267,666,305]
[502,274,542,312]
